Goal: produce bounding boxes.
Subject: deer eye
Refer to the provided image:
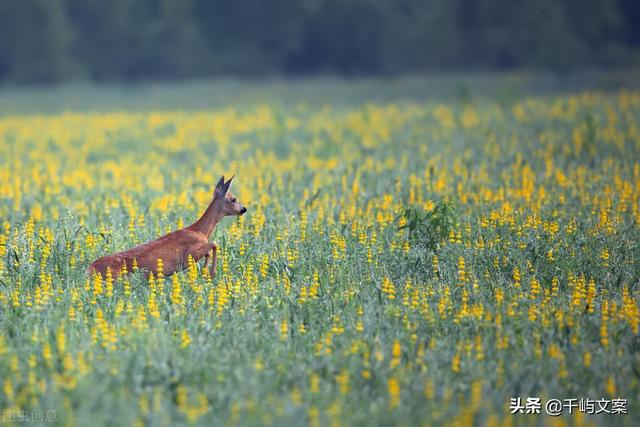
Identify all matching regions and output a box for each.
[232,198,237,203]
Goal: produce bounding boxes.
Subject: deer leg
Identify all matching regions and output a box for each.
[200,242,218,276]
[209,243,218,276]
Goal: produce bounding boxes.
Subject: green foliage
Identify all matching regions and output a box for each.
[398,201,456,252]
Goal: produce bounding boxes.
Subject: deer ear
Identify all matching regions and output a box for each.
[223,175,235,193]
[214,175,226,198]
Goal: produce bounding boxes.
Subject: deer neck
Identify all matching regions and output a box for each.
[189,199,225,238]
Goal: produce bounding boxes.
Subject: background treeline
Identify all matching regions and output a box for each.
[0,0,639,84]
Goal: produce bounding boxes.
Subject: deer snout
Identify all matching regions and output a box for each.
[240,207,247,215]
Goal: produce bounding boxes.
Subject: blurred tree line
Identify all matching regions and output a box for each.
[0,0,638,83]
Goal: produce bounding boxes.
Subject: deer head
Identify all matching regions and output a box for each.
[214,175,247,216]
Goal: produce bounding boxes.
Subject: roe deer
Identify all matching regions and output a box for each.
[86,175,246,280]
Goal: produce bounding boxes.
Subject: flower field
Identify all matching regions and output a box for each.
[0,89,639,426]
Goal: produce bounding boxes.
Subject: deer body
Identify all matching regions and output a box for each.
[86,176,246,280]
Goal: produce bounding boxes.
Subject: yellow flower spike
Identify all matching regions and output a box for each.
[512,266,521,287]
[335,369,350,395]
[43,342,53,368]
[622,285,639,334]
[298,286,308,304]
[308,406,320,427]
[381,277,396,300]
[390,340,401,369]
[171,273,183,308]
[259,254,269,279]
[56,326,66,354]
[138,394,149,417]
[606,376,616,396]
[529,276,540,299]
[583,351,592,367]
[457,257,467,285]
[388,378,400,408]
[601,300,610,349]
[308,373,320,394]
[93,272,103,297]
[180,330,191,348]
[3,379,14,402]
[451,351,460,373]
[600,247,610,268]
[156,258,164,278]
[105,267,113,297]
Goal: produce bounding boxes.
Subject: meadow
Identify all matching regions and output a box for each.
[0,80,639,426]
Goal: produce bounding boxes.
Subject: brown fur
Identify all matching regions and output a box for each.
[86,176,246,280]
